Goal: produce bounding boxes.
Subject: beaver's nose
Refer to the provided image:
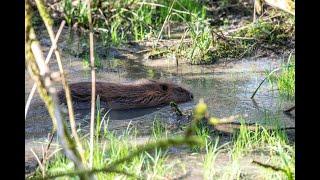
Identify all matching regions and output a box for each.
[190,94,194,99]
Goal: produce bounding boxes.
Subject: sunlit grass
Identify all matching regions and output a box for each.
[203,138,220,179]
[267,55,295,99]
[30,99,295,180]
[62,0,206,46]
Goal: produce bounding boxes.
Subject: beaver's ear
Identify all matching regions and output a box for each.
[160,84,168,91]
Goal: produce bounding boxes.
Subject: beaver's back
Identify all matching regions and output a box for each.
[58,80,193,110]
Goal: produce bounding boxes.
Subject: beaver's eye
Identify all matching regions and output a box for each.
[160,84,168,91]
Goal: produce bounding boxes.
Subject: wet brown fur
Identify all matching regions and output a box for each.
[58,79,193,110]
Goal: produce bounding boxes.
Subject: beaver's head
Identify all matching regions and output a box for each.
[142,80,194,105]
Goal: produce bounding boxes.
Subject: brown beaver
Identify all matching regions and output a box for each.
[58,79,193,110]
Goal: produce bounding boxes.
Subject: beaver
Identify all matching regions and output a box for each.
[58,79,193,110]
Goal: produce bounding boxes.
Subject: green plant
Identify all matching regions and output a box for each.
[152,118,167,140]
[63,0,74,25]
[203,138,220,179]
[277,63,295,98]
[61,0,206,46]
[188,18,213,64]
[267,55,295,99]
[82,52,103,69]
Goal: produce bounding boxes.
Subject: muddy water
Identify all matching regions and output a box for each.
[25,27,294,174]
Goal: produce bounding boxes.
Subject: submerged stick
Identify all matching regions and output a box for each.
[284,106,295,113]
[252,160,288,173]
[251,67,281,99]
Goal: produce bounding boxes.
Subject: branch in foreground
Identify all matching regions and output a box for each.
[86,0,97,169]
[25,1,87,179]
[34,0,86,165]
[40,136,202,179]
[25,20,65,119]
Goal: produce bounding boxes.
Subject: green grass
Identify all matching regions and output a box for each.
[199,120,294,179]
[267,55,295,99]
[152,117,167,140]
[30,100,294,180]
[187,17,213,64]
[31,120,176,179]
[62,0,206,46]
[61,1,294,65]
[82,52,103,69]
[277,63,295,99]
[203,138,220,179]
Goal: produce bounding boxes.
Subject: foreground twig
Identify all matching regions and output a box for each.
[40,136,201,179]
[41,131,55,169]
[25,20,65,119]
[34,0,86,165]
[36,169,136,180]
[170,101,183,116]
[86,0,96,169]
[25,1,87,178]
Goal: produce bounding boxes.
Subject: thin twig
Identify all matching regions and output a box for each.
[25,20,65,119]
[30,148,45,178]
[25,1,87,178]
[86,0,97,169]
[41,131,55,168]
[251,67,281,99]
[35,0,86,166]
[252,160,288,173]
[284,106,295,113]
[37,168,137,180]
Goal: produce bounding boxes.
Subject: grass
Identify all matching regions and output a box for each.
[82,52,103,69]
[29,99,294,180]
[276,62,295,99]
[199,119,294,179]
[267,55,295,99]
[60,0,206,46]
[59,1,295,66]
[31,119,177,179]
[173,8,294,64]
[203,138,220,179]
[187,17,213,64]
[210,14,294,61]
[152,117,167,140]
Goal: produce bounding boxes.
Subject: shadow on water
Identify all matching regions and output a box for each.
[72,101,163,120]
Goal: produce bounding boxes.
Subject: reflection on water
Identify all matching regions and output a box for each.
[25,32,295,140]
[25,27,295,175]
[94,56,294,127]
[72,101,164,120]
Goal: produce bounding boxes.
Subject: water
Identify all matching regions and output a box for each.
[25,27,294,173]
